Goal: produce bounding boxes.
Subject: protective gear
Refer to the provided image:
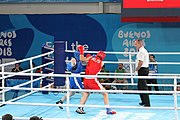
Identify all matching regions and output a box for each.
[97,50,106,60]
[86,54,96,58]
[74,51,80,61]
[66,60,83,73]
[92,54,96,57]
[66,62,72,71]
[71,58,76,67]
[78,45,84,55]
[86,54,91,58]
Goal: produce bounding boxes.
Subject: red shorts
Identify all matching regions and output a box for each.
[83,78,103,90]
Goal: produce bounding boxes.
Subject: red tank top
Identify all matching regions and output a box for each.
[85,57,102,75]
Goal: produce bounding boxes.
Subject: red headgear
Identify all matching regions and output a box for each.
[86,54,91,58]
[97,51,106,60]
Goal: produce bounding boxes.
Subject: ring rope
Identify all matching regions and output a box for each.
[0,61,54,80]
[1,49,180,119]
[101,83,176,87]
[0,51,53,67]
[67,71,180,76]
[65,60,180,65]
[43,46,54,51]
[0,76,179,119]
[0,101,177,110]
[1,71,178,118]
[0,75,47,94]
[0,86,178,94]
[1,72,180,79]
[65,50,180,55]
[4,82,54,104]
[102,61,180,65]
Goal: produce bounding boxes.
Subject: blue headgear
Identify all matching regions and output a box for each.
[74,51,80,61]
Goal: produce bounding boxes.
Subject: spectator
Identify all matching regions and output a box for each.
[112,63,128,90]
[177,82,180,91]
[147,54,159,91]
[35,67,43,88]
[2,114,13,120]
[29,116,43,120]
[11,63,23,72]
[35,68,42,73]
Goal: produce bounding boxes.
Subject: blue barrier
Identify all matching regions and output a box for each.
[6,79,40,88]
[5,78,40,100]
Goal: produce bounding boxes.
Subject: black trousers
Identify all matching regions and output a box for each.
[147,79,159,91]
[138,67,150,106]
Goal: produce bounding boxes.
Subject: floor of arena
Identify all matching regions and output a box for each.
[0,92,179,120]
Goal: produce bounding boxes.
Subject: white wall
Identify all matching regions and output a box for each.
[0,2,121,14]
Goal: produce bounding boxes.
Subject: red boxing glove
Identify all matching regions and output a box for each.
[78,45,84,55]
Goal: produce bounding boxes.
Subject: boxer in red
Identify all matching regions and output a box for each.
[75,45,116,115]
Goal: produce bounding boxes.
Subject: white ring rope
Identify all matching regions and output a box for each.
[65,50,180,65]
[66,60,180,65]
[5,82,54,104]
[65,50,136,54]
[0,100,177,110]
[0,75,46,94]
[43,46,54,51]
[1,72,179,89]
[1,86,178,94]
[66,71,180,76]
[0,51,53,67]
[0,61,54,80]
[0,50,54,110]
[44,56,54,61]
[66,49,180,55]
[101,83,176,87]
[1,72,180,79]
[1,49,180,120]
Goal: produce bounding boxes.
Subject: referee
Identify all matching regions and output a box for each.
[135,39,150,107]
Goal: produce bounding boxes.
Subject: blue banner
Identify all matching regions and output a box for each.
[1,14,180,75]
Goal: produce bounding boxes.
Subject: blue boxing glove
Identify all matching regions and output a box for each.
[92,54,96,57]
[67,62,73,71]
[66,58,76,71]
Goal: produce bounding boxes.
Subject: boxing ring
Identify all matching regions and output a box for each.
[0,42,180,120]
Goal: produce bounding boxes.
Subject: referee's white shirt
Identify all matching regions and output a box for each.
[136,46,149,68]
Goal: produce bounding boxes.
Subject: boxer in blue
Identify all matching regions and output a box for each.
[56,50,85,109]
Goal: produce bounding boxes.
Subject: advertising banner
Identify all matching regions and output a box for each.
[1,14,180,74]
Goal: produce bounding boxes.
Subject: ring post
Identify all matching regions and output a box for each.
[42,44,48,94]
[54,41,65,87]
[42,44,53,94]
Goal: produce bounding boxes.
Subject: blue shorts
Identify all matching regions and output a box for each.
[69,77,84,89]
